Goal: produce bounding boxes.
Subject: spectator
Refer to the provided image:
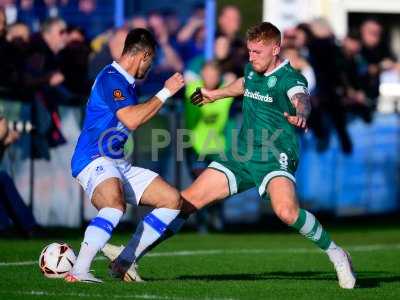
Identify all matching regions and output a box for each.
[59,26,91,100]
[216,5,247,78]
[25,17,67,96]
[70,0,107,40]
[25,17,71,158]
[0,10,29,99]
[184,61,233,233]
[0,22,31,99]
[142,11,183,95]
[6,21,30,42]
[17,0,39,31]
[0,7,5,36]
[35,0,61,22]
[163,9,181,41]
[184,35,236,86]
[306,18,353,153]
[0,117,41,238]
[1,0,17,25]
[217,5,241,40]
[339,32,373,123]
[359,19,396,102]
[129,15,148,30]
[88,27,128,81]
[148,11,183,73]
[177,8,205,64]
[0,7,14,95]
[294,22,313,62]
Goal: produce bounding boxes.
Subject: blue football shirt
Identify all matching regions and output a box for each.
[71,61,138,177]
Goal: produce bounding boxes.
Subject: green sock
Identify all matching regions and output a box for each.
[291,209,332,250]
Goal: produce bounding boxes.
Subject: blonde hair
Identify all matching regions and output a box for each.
[247,22,281,45]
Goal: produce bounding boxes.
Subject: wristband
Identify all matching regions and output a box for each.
[155,88,172,103]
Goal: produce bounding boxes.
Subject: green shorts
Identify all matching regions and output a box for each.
[208,148,298,198]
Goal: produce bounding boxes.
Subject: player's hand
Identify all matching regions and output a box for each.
[0,117,8,141]
[3,130,19,146]
[164,72,185,96]
[49,72,65,86]
[190,88,215,106]
[284,112,308,131]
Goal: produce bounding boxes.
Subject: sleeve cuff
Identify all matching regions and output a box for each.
[287,86,308,99]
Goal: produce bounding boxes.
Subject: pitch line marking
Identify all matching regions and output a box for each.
[0,243,399,267]
[0,290,237,300]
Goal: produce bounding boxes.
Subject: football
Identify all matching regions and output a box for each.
[39,242,76,278]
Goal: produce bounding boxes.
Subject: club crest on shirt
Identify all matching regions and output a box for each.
[267,76,277,88]
[113,89,125,101]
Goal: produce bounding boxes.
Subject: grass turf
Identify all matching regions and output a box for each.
[0,226,399,300]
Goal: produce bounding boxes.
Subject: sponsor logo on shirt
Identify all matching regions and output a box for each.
[113,89,126,101]
[244,89,273,103]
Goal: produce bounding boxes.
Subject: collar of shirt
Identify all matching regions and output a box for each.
[264,59,289,77]
[111,61,135,85]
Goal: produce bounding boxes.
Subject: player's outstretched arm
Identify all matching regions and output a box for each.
[191,77,244,106]
[284,92,311,130]
[117,73,185,130]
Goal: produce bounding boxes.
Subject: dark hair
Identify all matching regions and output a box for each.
[122,28,157,56]
[247,22,281,45]
[296,22,314,42]
[347,29,360,40]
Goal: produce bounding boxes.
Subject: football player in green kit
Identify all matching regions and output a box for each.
[102,22,356,289]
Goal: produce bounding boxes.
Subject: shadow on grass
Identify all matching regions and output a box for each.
[177,271,335,281]
[171,271,400,288]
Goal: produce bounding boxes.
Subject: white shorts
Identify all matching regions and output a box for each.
[76,157,159,205]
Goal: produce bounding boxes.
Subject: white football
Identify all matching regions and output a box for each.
[39,242,76,278]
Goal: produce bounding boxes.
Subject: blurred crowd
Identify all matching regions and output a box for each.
[0,2,399,156]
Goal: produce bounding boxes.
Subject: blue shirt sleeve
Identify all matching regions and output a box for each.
[100,73,138,114]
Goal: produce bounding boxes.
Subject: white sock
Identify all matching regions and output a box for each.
[117,208,180,264]
[72,207,123,274]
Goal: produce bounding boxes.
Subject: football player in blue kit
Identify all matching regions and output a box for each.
[65,28,185,283]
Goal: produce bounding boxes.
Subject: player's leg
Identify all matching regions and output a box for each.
[111,176,182,271]
[66,159,125,283]
[171,158,246,240]
[168,166,232,238]
[267,177,356,289]
[113,167,229,261]
[103,167,231,280]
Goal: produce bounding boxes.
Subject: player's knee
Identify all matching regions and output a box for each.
[166,190,182,210]
[180,189,203,211]
[180,196,198,215]
[274,205,299,225]
[91,195,126,213]
[113,200,126,213]
[157,189,181,210]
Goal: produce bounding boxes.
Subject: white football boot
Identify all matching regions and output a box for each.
[327,247,356,289]
[64,272,103,283]
[109,260,144,282]
[102,243,143,282]
[102,243,124,262]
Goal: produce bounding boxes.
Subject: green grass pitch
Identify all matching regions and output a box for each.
[0,225,399,300]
